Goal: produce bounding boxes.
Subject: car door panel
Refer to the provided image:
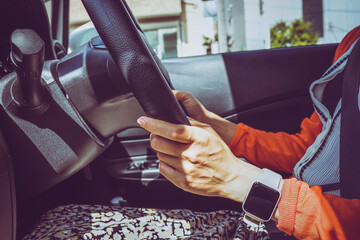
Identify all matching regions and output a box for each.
[168,44,336,132]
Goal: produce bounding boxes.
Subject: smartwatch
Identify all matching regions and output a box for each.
[242,168,282,227]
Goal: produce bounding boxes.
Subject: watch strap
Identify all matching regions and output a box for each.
[258,168,282,189]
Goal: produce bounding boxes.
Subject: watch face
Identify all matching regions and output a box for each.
[243,182,281,221]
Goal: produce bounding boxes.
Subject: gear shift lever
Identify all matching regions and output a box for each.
[10,29,47,110]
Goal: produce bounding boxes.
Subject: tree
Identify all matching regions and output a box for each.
[270,19,319,48]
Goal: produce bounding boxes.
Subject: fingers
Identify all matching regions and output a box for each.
[137,116,195,143]
[157,152,197,175]
[189,118,219,137]
[157,152,190,174]
[157,152,181,168]
[137,116,218,148]
[172,90,196,110]
[150,134,189,157]
[188,118,205,127]
[172,90,192,102]
[158,161,187,189]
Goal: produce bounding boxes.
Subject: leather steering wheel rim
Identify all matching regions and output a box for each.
[81,0,189,125]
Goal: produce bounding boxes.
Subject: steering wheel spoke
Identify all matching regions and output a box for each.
[81,0,189,125]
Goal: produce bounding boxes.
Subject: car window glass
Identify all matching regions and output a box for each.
[69,0,360,58]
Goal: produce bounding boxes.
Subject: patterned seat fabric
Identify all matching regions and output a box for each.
[24,204,270,239]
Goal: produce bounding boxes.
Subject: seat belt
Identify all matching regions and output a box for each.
[340,39,360,199]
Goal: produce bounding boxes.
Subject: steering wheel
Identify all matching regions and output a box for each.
[81,0,189,125]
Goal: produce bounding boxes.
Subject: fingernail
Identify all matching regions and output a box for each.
[137,117,147,127]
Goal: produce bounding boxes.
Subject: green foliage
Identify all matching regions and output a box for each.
[202,35,213,47]
[202,32,233,54]
[270,19,319,48]
[202,35,213,54]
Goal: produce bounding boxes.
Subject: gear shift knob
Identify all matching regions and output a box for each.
[10,29,46,108]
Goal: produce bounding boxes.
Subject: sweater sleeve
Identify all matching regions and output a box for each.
[227,26,360,173]
[277,178,360,239]
[228,111,322,173]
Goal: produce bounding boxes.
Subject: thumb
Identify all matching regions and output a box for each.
[189,118,219,137]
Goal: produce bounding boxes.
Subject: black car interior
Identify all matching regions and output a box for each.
[0,0,337,239]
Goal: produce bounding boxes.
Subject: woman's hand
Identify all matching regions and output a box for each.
[173,90,238,144]
[173,90,210,123]
[137,116,263,203]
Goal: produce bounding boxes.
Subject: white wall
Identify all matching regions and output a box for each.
[320,0,360,44]
[182,0,217,57]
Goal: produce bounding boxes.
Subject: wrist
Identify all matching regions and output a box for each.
[221,160,263,202]
[203,111,238,144]
[271,179,284,221]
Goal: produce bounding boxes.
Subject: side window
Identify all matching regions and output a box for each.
[69,0,360,57]
[143,23,180,58]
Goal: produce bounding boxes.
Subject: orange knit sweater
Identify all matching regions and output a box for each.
[228,26,360,239]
